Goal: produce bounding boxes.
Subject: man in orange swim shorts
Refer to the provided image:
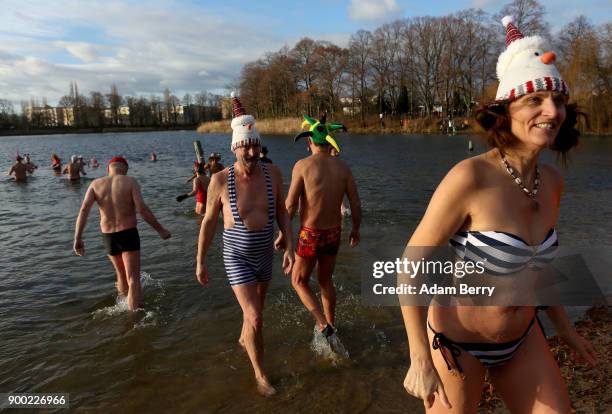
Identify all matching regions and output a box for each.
[285,114,361,340]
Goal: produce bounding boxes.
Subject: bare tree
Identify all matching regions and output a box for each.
[494,0,550,39]
[106,84,122,126]
[291,38,320,114]
[314,42,348,116]
[348,29,373,125]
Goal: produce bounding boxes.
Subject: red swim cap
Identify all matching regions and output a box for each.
[107,156,129,172]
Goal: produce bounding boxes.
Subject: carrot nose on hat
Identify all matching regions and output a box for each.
[540,51,556,64]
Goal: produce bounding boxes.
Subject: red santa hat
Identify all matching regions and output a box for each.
[495,16,569,102]
[230,92,262,151]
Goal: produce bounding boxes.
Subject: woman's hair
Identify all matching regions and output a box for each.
[474,100,585,165]
[196,162,205,175]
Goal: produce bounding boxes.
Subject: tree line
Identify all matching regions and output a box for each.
[0,83,223,131]
[238,0,611,133]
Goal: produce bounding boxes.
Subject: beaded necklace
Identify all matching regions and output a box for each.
[499,151,540,208]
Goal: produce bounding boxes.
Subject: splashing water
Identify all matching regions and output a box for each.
[310,326,350,365]
[92,294,131,318]
[92,271,162,320]
[133,311,158,329]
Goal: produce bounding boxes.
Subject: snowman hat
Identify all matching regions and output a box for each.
[230,92,262,151]
[495,15,569,102]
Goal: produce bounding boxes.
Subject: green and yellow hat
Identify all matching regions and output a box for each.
[294,113,347,153]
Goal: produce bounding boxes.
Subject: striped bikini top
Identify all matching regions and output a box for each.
[227,163,275,231]
[450,229,558,275]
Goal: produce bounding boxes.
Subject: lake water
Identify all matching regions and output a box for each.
[0,131,610,412]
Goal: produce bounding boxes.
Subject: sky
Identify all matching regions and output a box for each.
[1,0,610,107]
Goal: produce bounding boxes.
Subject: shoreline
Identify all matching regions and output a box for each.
[2,123,610,138]
[0,126,197,137]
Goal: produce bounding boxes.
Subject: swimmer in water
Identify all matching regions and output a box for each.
[51,153,62,174]
[63,155,86,181]
[6,155,28,181]
[177,162,211,216]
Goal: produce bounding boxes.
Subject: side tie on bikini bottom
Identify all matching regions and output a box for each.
[429,323,466,379]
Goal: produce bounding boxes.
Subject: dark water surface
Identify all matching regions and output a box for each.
[0,131,610,413]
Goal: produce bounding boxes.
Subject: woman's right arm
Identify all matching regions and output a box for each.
[401,159,478,409]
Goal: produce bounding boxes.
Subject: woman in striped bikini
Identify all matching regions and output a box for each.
[401,17,597,413]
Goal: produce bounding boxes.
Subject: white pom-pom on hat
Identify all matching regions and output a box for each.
[501,15,513,28]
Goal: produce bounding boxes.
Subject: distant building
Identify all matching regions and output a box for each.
[340,97,361,116]
[104,105,130,126]
[25,106,74,127]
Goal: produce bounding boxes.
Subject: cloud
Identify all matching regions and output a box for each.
[471,0,496,9]
[0,0,287,105]
[54,42,101,62]
[348,0,403,22]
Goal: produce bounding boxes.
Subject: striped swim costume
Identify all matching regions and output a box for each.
[450,229,558,275]
[426,228,556,376]
[428,317,535,376]
[222,163,275,286]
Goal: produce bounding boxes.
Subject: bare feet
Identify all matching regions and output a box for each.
[255,376,277,397]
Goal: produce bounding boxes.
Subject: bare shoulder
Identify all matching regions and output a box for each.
[90,176,107,190]
[292,158,306,172]
[122,175,139,189]
[441,155,483,192]
[210,168,228,189]
[540,163,564,192]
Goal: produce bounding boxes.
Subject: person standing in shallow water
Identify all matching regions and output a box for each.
[205,152,224,175]
[196,93,294,397]
[24,154,37,173]
[73,156,171,310]
[63,155,86,181]
[401,17,596,413]
[50,153,62,174]
[186,153,224,184]
[286,114,361,341]
[7,155,27,181]
[177,162,210,216]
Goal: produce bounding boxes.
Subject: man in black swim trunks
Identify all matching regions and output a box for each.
[73,156,171,310]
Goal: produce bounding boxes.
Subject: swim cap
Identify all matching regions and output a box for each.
[107,156,129,173]
[70,155,77,163]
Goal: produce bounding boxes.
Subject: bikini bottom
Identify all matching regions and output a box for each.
[427,317,535,378]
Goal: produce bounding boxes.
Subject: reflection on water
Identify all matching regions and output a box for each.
[0,131,610,412]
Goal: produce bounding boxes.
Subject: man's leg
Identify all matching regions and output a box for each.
[107,254,128,296]
[231,282,276,397]
[239,282,269,348]
[316,255,338,327]
[121,250,141,311]
[291,255,328,329]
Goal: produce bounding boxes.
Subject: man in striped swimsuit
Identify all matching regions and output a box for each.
[195,93,294,397]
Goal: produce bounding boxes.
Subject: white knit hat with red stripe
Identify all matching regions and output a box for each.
[495,16,569,102]
[230,92,262,151]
